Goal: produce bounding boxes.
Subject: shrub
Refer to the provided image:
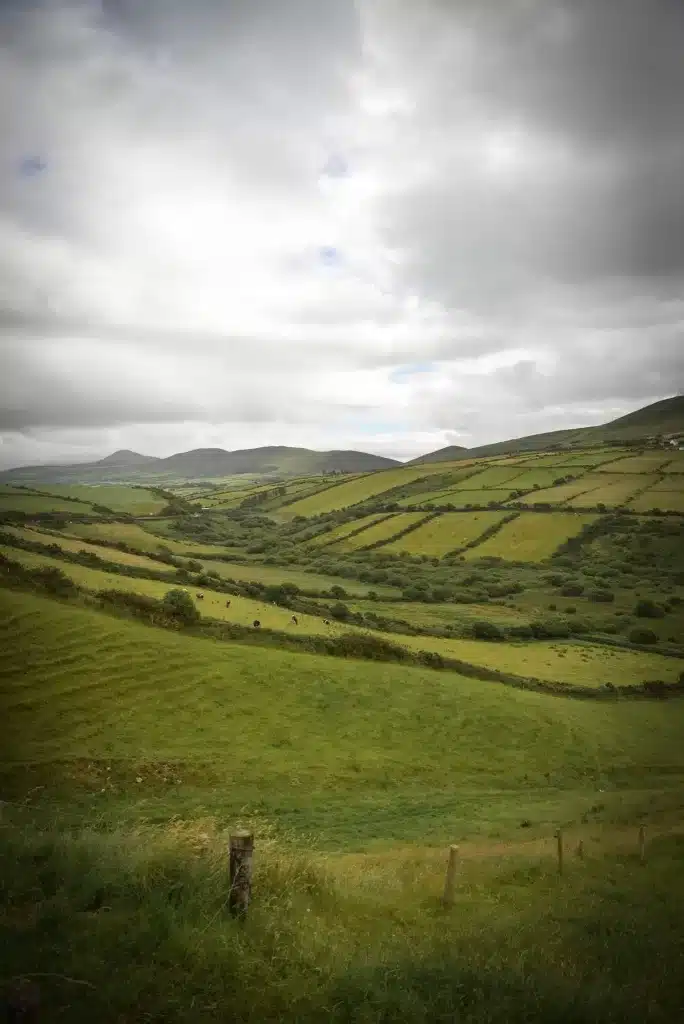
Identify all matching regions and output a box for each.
[560,583,584,597]
[161,588,201,625]
[635,599,665,619]
[629,627,658,645]
[471,621,504,641]
[330,601,351,621]
[589,589,615,603]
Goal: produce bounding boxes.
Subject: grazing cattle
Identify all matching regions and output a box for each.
[291,615,298,625]
[253,619,261,628]
[225,600,231,608]
[324,620,330,625]
[196,593,204,600]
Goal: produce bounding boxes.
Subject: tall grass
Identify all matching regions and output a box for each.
[2,821,683,1022]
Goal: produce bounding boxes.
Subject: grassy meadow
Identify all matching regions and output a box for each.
[2,440,684,1022]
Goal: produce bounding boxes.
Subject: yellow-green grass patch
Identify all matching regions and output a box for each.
[58,521,218,556]
[26,484,168,514]
[382,511,509,556]
[305,514,389,546]
[509,481,601,505]
[566,474,658,508]
[278,467,446,518]
[0,526,168,572]
[598,455,674,473]
[453,466,527,488]
[335,512,430,551]
[0,544,358,638]
[645,475,684,491]
[198,558,399,597]
[437,488,520,505]
[396,634,684,689]
[662,454,684,472]
[464,512,597,562]
[628,491,684,513]
[0,493,98,514]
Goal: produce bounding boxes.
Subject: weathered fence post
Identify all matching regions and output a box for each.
[442,845,459,907]
[576,839,584,860]
[555,829,564,876]
[638,825,646,865]
[229,831,254,919]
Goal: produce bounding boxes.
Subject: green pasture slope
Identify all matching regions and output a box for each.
[3,589,684,1021]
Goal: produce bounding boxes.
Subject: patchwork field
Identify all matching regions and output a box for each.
[279,467,443,518]
[454,465,528,488]
[0,493,99,514]
[445,487,522,505]
[629,491,684,513]
[58,521,217,555]
[25,484,168,515]
[464,512,597,561]
[0,525,168,572]
[397,634,683,689]
[333,512,430,550]
[305,514,389,546]
[382,511,510,556]
[566,474,656,508]
[511,481,600,505]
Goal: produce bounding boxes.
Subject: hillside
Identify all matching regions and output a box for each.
[410,395,684,464]
[0,445,399,485]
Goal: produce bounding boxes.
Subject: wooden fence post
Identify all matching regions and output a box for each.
[638,825,646,865]
[555,829,564,876]
[576,839,584,860]
[229,831,254,919]
[442,845,459,907]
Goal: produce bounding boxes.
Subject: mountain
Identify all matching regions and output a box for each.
[95,450,161,467]
[409,444,469,466]
[409,395,684,464]
[0,445,399,485]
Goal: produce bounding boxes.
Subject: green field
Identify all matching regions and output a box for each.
[1,525,168,572]
[465,512,597,561]
[198,557,399,597]
[3,589,683,800]
[511,481,599,505]
[629,491,684,513]
[333,512,429,550]
[0,492,98,514]
[442,487,522,505]
[382,511,509,556]
[23,484,169,514]
[0,544,358,638]
[305,514,389,546]
[566,474,656,508]
[454,465,527,488]
[501,468,576,490]
[279,467,442,518]
[397,634,683,688]
[599,455,674,473]
[58,520,217,555]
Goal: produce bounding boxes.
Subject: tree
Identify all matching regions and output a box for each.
[161,588,200,625]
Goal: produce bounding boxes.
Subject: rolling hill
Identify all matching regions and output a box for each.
[410,395,684,464]
[0,445,399,485]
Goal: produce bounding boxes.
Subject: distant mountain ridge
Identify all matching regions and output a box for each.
[0,445,400,484]
[408,395,684,465]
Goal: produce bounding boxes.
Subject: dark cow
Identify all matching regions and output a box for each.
[291,615,298,625]
[253,619,261,628]
[196,593,204,600]
[324,619,330,625]
[225,600,231,608]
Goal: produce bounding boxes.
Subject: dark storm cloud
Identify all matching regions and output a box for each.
[1,0,683,462]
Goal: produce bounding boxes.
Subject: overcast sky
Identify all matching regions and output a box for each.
[1,0,683,468]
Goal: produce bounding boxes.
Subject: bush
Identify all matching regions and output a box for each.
[560,584,584,597]
[635,599,665,619]
[330,601,351,622]
[628,628,658,645]
[31,565,77,596]
[589,589,615,603]
[161,588,201,625]
[471,621,504,641]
